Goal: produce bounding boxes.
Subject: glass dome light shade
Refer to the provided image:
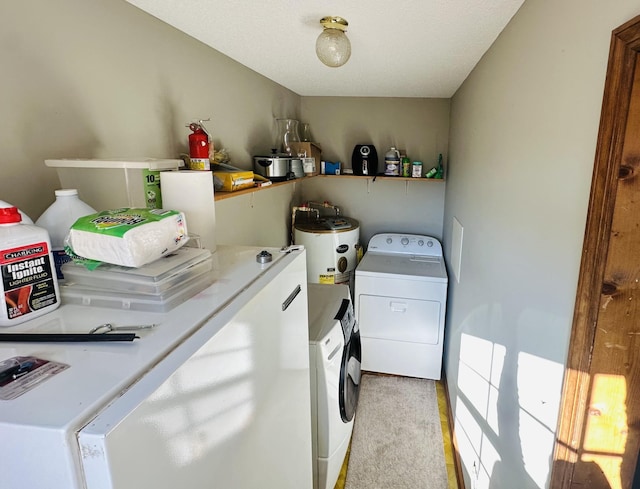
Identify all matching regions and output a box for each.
[316,28,351,67]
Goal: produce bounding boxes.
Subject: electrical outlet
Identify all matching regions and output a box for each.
[471,460,480,489]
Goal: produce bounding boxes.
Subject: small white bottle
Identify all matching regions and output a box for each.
[0,207,60,326]
[35,189,96,281]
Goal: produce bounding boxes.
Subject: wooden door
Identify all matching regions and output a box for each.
[551,15,640,489]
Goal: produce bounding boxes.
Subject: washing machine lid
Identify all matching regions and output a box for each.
[356,252,448,282]
[307,283,352,343]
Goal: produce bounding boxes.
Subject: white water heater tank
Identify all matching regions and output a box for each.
[294,216,359,285]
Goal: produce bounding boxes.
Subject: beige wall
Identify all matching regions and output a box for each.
[215,183,303,247]
[300,177,445,247]
[302,97,450,172]
[444,2,640,488]
[301,97,450,245]
[0,0,299,228]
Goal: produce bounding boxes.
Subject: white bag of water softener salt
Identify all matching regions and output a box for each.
[67,208,188,268]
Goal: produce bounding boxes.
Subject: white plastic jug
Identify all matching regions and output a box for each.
[384,147,401,176]
[35,189,96,280]
[0,199,33,224]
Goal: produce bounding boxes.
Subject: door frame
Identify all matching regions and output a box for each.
[551,14,640,488]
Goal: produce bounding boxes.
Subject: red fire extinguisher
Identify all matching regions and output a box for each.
[187,120,211,170]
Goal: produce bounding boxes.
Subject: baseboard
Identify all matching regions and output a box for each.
[442,371,466,489]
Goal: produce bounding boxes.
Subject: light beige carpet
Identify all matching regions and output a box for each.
[344,373,449,489]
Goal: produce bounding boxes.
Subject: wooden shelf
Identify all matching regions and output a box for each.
[214,176,313,201]
[314,174,445,182]
[213,174,444,201]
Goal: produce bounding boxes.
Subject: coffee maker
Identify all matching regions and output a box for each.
[352,145,378,176]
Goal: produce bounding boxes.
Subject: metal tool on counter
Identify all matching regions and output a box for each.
[0,323,158,343]
[0,333,139,342]
[89,323,157,335]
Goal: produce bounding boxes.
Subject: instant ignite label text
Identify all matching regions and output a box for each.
[6,257,46,280]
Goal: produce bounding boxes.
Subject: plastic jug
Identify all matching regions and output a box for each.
[384,147,401,176]
[0,207,60,326]
[0,200,33,224]
[35,189,96,280]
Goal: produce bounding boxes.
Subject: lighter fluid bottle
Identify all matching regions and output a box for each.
[0,207,60,326]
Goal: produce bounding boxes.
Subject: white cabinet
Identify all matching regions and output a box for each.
[0,247,312,489]
[79,252,312,489]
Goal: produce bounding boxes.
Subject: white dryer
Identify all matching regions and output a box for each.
[355,233,448,380]
[308,283,361,489]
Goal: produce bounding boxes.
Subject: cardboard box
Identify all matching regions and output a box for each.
[289,142,321,176]
[213,171,255,192]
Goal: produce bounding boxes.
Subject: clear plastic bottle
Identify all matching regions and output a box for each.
[0,207,60,326]
[35,189,96,281]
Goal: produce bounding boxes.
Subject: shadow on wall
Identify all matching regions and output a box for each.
[552,461,612,489]
[450,300,565,489]
[451,302,632,489]
[2,37,100,217]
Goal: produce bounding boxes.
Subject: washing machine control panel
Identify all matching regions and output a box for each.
[367,233,442,257]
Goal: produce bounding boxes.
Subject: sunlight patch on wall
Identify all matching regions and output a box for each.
[455,331,569,488]
[456,332,506,488]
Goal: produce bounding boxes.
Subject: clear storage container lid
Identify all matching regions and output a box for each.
[61,247,212,295]
[59,272,214,313]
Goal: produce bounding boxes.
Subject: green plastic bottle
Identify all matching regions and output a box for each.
[435,154,444,179]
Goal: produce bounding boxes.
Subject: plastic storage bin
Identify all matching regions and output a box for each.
[59,273,214,313]
[44,158,183,212]
[61,247,212,295]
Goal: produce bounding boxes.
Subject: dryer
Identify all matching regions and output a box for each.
[355,233,448,380]
[308,283,361,489]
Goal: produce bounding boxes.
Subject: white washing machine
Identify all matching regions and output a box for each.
[355,233,448,380]
[308,283,361,489]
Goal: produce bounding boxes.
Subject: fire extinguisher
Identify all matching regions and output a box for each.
[187,120,211,170]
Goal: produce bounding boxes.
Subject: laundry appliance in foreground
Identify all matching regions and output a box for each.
[308,283,361,489]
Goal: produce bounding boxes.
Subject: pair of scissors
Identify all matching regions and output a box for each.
[89,323,157,335]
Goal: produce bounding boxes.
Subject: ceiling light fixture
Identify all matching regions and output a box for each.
[316,16,351,68]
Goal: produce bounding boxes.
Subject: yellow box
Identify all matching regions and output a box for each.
[289,142,322,176]
[213,171,255,192]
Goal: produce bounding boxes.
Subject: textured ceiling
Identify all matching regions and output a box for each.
[126,0,525,98]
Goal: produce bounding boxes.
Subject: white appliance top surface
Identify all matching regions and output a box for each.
[356,233,448,282]
[0,245,296,430]
[307,283,350,343]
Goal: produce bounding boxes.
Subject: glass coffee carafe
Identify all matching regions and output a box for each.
[275,119,301,155]
[300,123,312,142]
